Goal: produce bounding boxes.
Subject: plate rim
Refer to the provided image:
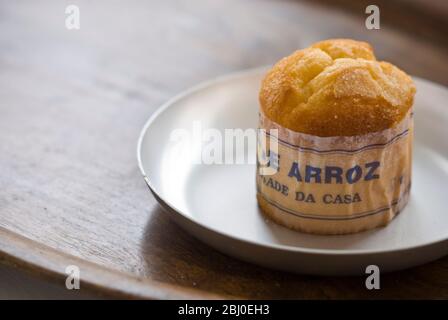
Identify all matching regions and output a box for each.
[137,67,448,257]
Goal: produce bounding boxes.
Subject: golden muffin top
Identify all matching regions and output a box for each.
[259,39,416,136]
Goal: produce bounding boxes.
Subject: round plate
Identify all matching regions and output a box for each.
[138,68,448,275]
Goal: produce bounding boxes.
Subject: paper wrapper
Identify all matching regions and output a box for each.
[256,111,413,235]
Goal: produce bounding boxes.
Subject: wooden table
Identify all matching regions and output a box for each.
[1,0,447,299]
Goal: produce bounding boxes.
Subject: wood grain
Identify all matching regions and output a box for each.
[0,0,447,299]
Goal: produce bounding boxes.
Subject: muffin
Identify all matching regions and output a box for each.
[256,39,416,235]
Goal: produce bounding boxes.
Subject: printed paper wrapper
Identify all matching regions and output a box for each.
[256,111,413,235]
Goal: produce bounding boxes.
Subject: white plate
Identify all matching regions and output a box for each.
[138,68,448,275]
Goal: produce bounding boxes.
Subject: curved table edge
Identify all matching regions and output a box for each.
[0,226,233,300]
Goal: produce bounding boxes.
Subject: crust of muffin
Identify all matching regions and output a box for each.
[259,39,416,136]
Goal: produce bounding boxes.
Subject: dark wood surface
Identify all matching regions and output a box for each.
[1,0,447,299]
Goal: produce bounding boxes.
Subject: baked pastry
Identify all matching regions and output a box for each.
[256,39,416,235]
